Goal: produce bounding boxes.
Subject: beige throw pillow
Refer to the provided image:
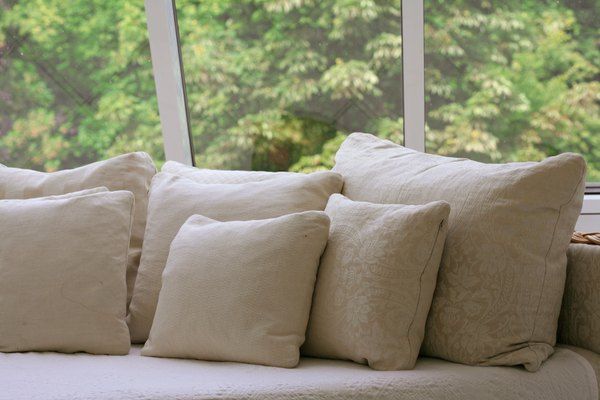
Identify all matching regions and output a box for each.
[142,212,330,367]
[0,190,134,355]
[333,133,586,371]
[0,153,156,305]
[303,195,450,370]
[558,244,600,354]
[127,171,342,342]
[39,187,109,199]
[162,160,297,183]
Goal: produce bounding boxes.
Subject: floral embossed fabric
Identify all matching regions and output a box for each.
[303,194,450,370]
[559,244,600,355]
[333,133,586,371]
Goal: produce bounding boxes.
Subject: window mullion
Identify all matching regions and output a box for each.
[145,0,195,165]
[401,0,425,152]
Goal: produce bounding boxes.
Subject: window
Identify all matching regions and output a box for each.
[424,0,599,183]
[2,0,598,188]
[0,0,162,171]
[175,0,404,172]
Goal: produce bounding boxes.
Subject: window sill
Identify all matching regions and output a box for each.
[576,194,600,231]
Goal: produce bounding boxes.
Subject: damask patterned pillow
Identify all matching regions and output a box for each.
[559,244,600,354]
[333,133,586,371]
[303,194,450,370]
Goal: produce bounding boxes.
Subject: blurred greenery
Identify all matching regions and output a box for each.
[0,0,164,170]
[0,0,598,181]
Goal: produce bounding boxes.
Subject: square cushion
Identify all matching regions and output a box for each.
[559,244,600,354]
[0,190,134,355]
[127,171,342,342]
[162,160,298,183]
[0,153,156,305]
[333,133,586,371]
[303,195,450,370]
[142,212,330,368]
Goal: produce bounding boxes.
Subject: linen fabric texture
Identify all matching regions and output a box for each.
[559,244,600,354]
[303,194,450,370]
[142,212,330,368]
[162,160,298,183]
[3,347,597,400]
[127,171,343,342]
[0,190,134,355]
[333,133,586,371]
[0,153,156,305]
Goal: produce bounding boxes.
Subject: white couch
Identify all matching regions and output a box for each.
[2,149,599,400]
[1,345,597,400]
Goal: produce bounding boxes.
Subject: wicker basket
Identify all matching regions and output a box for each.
[571,232,600,245]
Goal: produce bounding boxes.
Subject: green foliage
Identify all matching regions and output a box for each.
[425,0,600,181]
[0,0,598,181]
[176,0,403,171]
[0,0,163,171]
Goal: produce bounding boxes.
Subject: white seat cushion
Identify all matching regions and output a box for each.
[0,346,596,400]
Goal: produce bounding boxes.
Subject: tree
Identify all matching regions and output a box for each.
[1,0,598,181]
[0,0,163,171]
[425,0,599,181]
[177,0,599,179]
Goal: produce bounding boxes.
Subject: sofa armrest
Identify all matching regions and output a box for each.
[558,243,600,354]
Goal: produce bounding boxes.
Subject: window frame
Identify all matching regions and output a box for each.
[145,0,426,163]
[145,0,194,166]
[144,0,599,217]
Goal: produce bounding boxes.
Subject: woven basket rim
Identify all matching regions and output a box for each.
[571,231,600,245]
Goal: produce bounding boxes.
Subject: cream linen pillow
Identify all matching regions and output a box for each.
[333,133,586,371]
[39,186,109,198]
[127,171,342,342]
[142,212,330,368]
[162,160,297,183]
[0,190,134,355]
[0,153,156,305]
[303,194,450,370]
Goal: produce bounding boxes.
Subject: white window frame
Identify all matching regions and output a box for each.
[145,0,194,166]
[144,0,599,224]
[401,0,425,152]
[145,0,426,161]
[578,195,600,231]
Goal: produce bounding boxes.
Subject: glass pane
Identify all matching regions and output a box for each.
[425,0,599,182]
[177,0,403,172]
[0,0,163,171]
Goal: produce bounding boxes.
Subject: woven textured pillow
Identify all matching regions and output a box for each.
[142,212,330,367]
[0,190,134,355]
[0,153,156,305]
[333,133,586,371]
[127,171,342,342]
[303,194,450,370]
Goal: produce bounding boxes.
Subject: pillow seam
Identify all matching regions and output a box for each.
[529,163,586,353]
[406,216,446,365]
